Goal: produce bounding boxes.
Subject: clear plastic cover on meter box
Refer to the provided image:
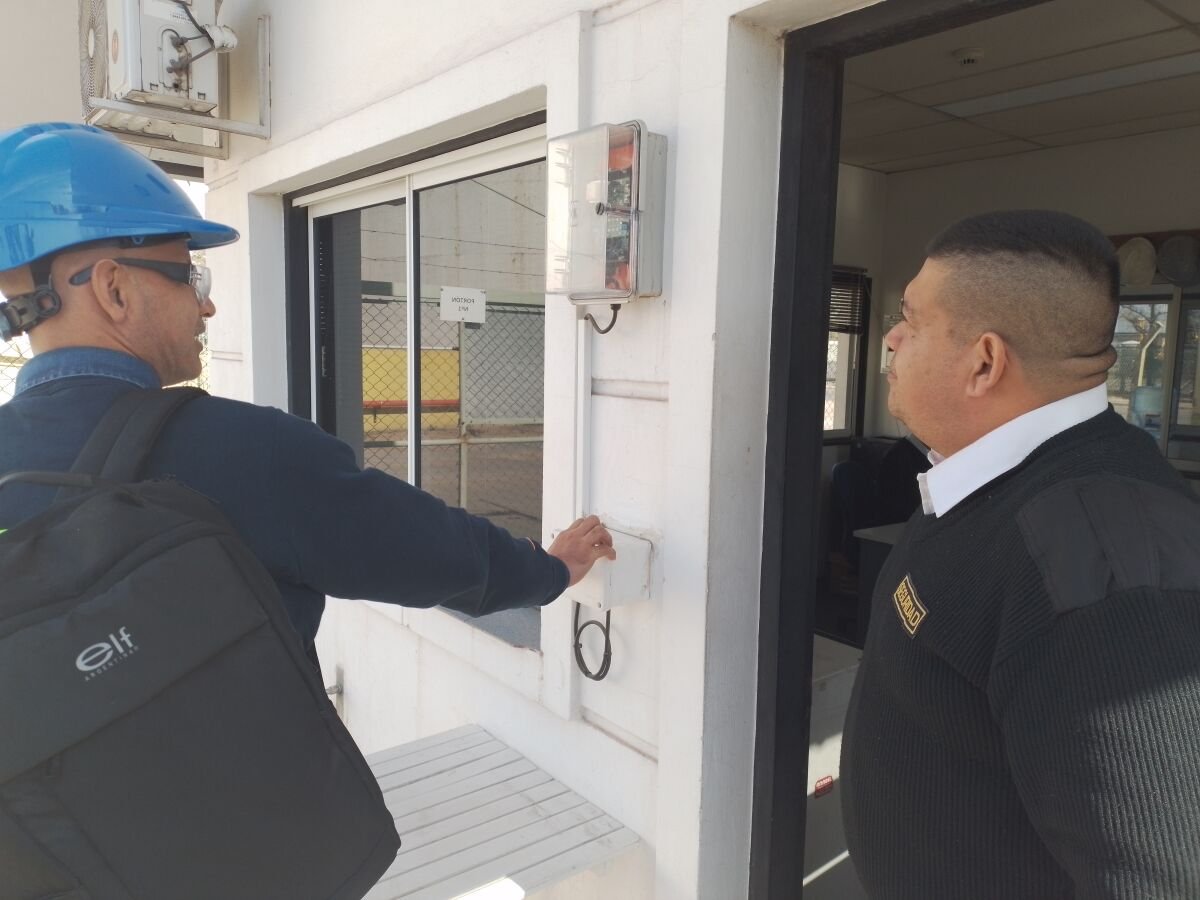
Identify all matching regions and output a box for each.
[546,121,665,304]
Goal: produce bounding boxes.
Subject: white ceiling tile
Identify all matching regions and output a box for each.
[843,0,1181,93]
[869,139,1042,173]
[841,95,952,140]
[840,120,1013,166]
[938,51,1200,118]
[900,29,1200,107]
[970,71,1200,136]
[843,82,881,103]
[1032,109,1200,145]
[1153,0,1200,23]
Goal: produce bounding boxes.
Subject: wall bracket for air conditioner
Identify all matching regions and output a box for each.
[88,15,270,161]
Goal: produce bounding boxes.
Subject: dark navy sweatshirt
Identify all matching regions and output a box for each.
[0,347,569,652]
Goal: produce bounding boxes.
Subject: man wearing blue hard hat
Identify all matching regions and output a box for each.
[0,123,617,898]
[0,123,614,656]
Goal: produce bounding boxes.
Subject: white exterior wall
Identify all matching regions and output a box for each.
[192,0,872,896]
[0,4,80,129]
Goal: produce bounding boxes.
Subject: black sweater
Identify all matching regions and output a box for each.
[842,410,1200,899]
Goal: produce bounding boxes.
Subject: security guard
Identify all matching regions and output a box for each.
[842,209,1200,899]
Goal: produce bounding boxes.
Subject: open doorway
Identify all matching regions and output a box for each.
[754,0,1200,895]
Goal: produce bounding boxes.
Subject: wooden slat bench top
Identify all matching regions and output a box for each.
[365,725,640,900]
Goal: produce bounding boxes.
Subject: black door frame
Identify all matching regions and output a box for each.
[750,1,1045,896]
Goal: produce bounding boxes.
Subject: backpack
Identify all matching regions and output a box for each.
[0,387,400,900]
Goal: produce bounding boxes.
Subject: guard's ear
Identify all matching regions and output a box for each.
[83,259,132,322]
[966,331,1008,398]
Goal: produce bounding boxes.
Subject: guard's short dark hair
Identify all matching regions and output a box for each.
[924,209,1119,375]
[927,210,1118,302]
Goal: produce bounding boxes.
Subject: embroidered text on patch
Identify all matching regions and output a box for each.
[893,574,927,636]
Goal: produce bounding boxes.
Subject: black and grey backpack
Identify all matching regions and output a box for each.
[0,387,399,899]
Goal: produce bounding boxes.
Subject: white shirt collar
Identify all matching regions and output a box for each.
[917,384,1109,517]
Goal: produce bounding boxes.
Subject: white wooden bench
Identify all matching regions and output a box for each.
[363,725,640,900]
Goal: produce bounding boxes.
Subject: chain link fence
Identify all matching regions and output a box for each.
[350,161,547,648]
[360,295,544,542]
[184,331,211,392]
[0,335,33,404]
[360,293,410,482]
[459,301,544,541]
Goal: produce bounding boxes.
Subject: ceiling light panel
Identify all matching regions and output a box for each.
[968,70,1200,135]
[1032,109,1200,146]
[1152,0,1200,24]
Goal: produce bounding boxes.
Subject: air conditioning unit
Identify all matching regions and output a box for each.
[78,0,266,160]
[81,0,221,123]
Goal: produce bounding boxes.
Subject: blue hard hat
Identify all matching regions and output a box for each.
[0,122,238,272]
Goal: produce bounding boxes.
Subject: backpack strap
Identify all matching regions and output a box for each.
[69,387,206,483]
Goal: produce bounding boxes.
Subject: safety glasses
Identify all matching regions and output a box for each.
[69,258,212,304]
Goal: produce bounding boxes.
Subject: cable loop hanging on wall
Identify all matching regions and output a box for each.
[573,602,613,681]
[584,304,621,335]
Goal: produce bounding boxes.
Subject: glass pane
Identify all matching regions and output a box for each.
[359,201,409,481]
[825,331,852,431]
[1174,307,1200,428]
[1109,302,1170,440]
[416,160,547,649]
[416,161,546,539]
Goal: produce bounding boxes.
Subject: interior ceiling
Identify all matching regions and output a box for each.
[841,0,1200,172]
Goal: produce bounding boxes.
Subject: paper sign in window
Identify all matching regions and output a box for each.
[439,286,487,324]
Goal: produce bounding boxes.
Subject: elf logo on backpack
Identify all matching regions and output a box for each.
[75,625,138,679]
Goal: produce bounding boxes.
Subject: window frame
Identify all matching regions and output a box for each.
[289,125,552,681]
[1166,292,1200,476]
[297,127,546,476]
[1113,288,1175,452]
[822,331,855,437]
[1114,285,1200,480]
[822,268,871,443]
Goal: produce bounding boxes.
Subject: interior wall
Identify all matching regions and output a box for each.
[865,125,1200,435]
[820,162,890,548]
[833,162,889,445]
[833,163,888,276]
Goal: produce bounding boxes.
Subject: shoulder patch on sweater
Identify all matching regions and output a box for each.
[892,574,928,636]
[1018,475,1200,614]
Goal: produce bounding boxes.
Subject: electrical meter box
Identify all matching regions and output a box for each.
[570,529,653,611]
[546,121,667,304]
